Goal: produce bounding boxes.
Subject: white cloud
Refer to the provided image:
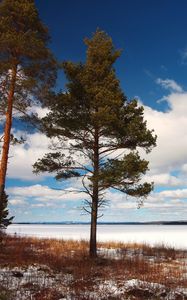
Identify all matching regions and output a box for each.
[159,188,187,199]
[143,173,186,187]
[143,91,187,176]
[4,76,187,222]
[156,78,183,93]
[31,203,56,207]
[6,130,90,181]
[7,182,187,222]
[27,105,50,118]
[7,131,51,180]
[107,188,187,215]
[7,81,187,185]
[9,199,26,206]
[7,184,84,204]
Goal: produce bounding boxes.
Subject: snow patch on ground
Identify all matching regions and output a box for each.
[1,264,187,299]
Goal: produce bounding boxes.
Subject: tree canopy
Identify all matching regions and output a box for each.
[0,0,57,227]
[0,0,57,115]
[34,30,157,257]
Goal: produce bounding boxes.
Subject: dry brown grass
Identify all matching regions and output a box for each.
[0,234,186,299]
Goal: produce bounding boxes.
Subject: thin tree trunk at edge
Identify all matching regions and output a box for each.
[0,65,17,201]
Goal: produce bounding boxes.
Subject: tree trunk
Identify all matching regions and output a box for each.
[89,127,99,258]
[0,65,17,201]
[90,195,98,257]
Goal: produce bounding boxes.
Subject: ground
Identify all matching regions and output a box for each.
[0,234,187,299]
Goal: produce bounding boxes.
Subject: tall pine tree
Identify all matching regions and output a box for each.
[34,30,156,257]
[0,0,57,223]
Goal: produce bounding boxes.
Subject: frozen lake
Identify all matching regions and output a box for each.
[6,224,187,249]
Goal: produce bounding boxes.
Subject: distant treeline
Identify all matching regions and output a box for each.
[13,221,187,225]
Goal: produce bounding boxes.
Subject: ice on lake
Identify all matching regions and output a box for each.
[6,224,187,249]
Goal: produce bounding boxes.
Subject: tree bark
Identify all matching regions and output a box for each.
[0,65,17,201]
[90,194,98,257]
[89,127,99,258]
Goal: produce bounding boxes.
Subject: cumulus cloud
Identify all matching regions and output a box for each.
[159,189,187,199]
[7,81,187,186]
[7,184,187,222]
[6,129,90,181]
[143,91,187,177]
[7,184,84,204]
[143,173,187,187]
[4,77,187,221]
[7,131,50,180]
[108,188,187,208]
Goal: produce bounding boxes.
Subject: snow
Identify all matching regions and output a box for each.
[1,264,187,300]
[6,224,187,249]
[0,264,75,300]
[2,224,187,299]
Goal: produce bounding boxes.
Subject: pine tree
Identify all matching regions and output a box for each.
[34,30,156,257]
[0,0,57,220]
[0,190,13,230]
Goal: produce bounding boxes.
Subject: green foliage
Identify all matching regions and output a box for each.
[34,30,156,209]
[34,152,81,180]
[0,190,14,229]
[0,0,56,228]
[0,0,57,116]
[99,152,153,195]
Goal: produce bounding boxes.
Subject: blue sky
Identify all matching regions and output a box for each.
[35,0,187,108]
[4,0,187,222]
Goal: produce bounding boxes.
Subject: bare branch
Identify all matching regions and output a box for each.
[82,206,91,214]
[97,213,103,219]
[82,174,93,197]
